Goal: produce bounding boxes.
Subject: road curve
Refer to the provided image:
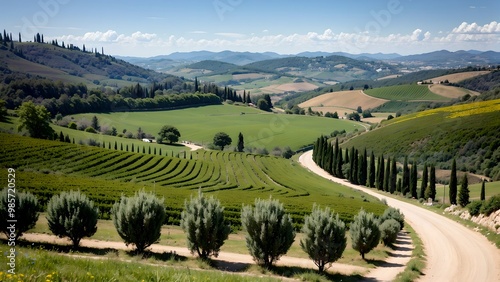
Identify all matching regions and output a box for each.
[299,150,500,282]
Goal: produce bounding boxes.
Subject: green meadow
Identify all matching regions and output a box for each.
[66,104,364,150]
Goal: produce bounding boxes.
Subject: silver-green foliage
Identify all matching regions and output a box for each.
[180,191,230,259]
[46,190,98,247]
[112,191,166,253]
[379,219,400,246]
[349,209,381,259]
[300,205,347,272]
[0,188,39,240]
[379,207,405,230]
[241,198,295,268]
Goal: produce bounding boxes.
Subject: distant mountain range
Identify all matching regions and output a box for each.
[117,49,500,73]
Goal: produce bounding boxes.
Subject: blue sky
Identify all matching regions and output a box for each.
[2,0,499,57]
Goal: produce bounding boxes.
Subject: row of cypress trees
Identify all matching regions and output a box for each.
[313,136,438,200]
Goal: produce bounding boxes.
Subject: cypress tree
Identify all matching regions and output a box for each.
[429,164,436,201]
[420,164,428,199]
[108,142,111,149]
[458,173,470,207]
[377,156,384,190]
[126,144,129,152]
[480,180,485,201]
[131,143,134,152]
[237,132,244,152]
[102,141,106,148]
[397,178,402,194]
[411,161,418,198]
[159,148,162,155]
[390,158,397,194]
[351,148,358,184]
[154,147,156,155]
[120,143,123,151]
[402,156,409,195]
[368,151,375,188]
[384,157,390,192]
[334,138,340,177]
[59,131,65,142]
[449,159,457,205]
[336,148,344,179]
[114,141,117,150]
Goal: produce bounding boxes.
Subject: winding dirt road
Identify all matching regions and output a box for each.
[299,150,500,282]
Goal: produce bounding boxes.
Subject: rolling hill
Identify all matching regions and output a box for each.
[0,42,177,88]
[342,98,500,180]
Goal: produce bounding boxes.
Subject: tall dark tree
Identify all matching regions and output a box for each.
[264,94,273,108]
[449,159,457,205]
[91,115,100,131]
[429,164,436,201]
[194,77,199,92]
[410,161,418,198]
[480,180,486,201]
[377,155,384,190]
[402,156,409,195]
[336,147,343,179]
[390,158,397,194]
[384,157,391,192]
[237,132,244,152]
[18,32,21,42]
[420,164,428,199]
[458,174,470,207]
[368,151,375,188]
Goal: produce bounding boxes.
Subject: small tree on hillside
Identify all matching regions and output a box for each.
[112,191,166,253]
[158,125,181,144]
[46,191,98,248]
[449,159,458,205]
[241,198,295,268]
[458,173,470,207]
[0,188,39,240]
[350,209,380,259]
[180,191,231,259]
[237,132,244,152]
[300,205,347,272]
[480,180,486,201]
[17,101,54,139]
[213,132,232,151]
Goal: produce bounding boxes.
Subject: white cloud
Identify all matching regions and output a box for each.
[452,21,500,34]
[214,32,246,38]
[61,30,157,43]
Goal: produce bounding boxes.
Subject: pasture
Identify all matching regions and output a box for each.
[299,90,388,111]
[364,85,450,101]
[428,84,479,99]
[427,71,491,84]
[0,133,385,227]
[66,104,364,151]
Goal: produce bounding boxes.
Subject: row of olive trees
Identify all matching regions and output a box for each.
[1,188,404,273]
[180,192,405,273]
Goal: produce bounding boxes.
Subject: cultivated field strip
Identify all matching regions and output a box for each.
[0,133,385,224]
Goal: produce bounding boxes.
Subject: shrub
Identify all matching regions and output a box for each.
[112,191,166,253]
[468,201,483,217]
[85,126,97,133]
[300,205,347,272]
[350,209,380,259]
[379,219,401,246]
[379,207,405,230]
[480,194,500,216]
[46,191,98,248]
[0,188,39,240]
[241,198,295,268]
[68,122,77,129]
[180,191,230,259]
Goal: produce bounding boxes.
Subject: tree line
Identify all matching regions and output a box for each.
[1,188,404,273]
[313,136,487,208]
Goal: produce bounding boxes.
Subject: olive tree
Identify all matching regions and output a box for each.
[213,132,232,151]
[180,191,230,259]
[379,207,405,230]
[349,209,380,259]
[300,205,347,272]
[241,198,295,268]
[0,188,39,240]
[46,191,98,248]
[112,191,166,253]
[379,219,400,246]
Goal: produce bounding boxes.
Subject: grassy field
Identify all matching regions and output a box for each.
[364,84,450,101]
[64,104,364,151]
[0,133,385,227]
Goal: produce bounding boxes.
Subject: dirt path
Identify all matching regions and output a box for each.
[20,233,368,276]
[182,142,203,151]
[299,150,500,282]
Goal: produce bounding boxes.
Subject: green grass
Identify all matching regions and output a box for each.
[65,104,364,151]
[0,133,385,227]
[365,84,450,101]
[0,243,279,282]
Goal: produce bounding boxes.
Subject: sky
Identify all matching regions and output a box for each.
[2,0,500,57]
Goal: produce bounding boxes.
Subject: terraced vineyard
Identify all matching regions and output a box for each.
[0,133,384,227]
[364,84,450,101]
